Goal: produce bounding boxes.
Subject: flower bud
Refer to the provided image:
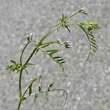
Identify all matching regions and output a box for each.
[56,39,63,45]
[64,41,72,48]
[27,33,33,41]
[79,7,88,15]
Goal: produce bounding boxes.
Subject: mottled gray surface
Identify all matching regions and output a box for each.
[0,0,110,110]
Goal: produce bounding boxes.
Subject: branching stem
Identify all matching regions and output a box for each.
[17,10,95,110]
[17,22,62,110]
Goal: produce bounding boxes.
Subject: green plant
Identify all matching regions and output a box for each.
[6,8,100,110]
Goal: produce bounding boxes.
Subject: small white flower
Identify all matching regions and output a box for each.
[79,7,88,15]
[29,33,33,37]
[27,33,33,41]
[56,39,63,45]
[80,7,87,11]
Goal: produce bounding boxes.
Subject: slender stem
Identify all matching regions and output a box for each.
[42,41,58,45]
[20,41,30,65]
[20,40,36,66]
[19,69,23,97]
[64,11,80,21]
[23,48,37,67]
[17,78,38,110]
[66,22,78,25]
[17,101,21,110]
[19,42,37,98]
[38,23,62,44]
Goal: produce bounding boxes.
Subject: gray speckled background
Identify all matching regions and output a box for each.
[0,0,110,110]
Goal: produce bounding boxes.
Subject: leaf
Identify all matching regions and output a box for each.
[40,48,65,71]
[59,61,66,64]
[39,75,42,84]
[45,91,48,102]
[90,37,96,42]
[20,97,27,102]
[39,75,42,80]
[24,68,28,74]
[39,86,42,92]
[34,93,39,103]
[91,48,96,53]
[49,82,55,88]
[60,13,71,33]
[76,22,99,61]
[29,84,32,96]
[54,56,62,59]
[15,64,20,72]
[10,60,16,64]
[6,65,13,70]
[60,13,68,22]
[57,58,64,62]
[6,60,21,73]
[41,42,58,48]
[48,49,58,53]
[38,75,42,92]
[35,48,39,55]
[26,63,34,65]
[65,25,71,33]
[91,40,96,45]
[46,49,59,55]
[92,44,98,49]
[48,82,55,91]
[41,44,49,48]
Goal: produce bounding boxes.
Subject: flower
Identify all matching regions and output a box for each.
[56,39,63,45]
[64,41,72,48]
[79,7,88,15]
[27,33,33,41]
